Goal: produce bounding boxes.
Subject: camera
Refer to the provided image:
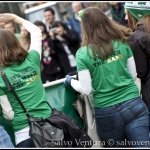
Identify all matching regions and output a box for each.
[50,27,57,33]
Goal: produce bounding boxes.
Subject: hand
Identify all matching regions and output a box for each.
[0,13,15,23]
[49,30,56,40]
[0,22,5,29]
[0,13,25,26]
[64,75,74,87]
[56,35,65,42]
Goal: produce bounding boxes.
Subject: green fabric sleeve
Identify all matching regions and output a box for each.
[76,49,88,72]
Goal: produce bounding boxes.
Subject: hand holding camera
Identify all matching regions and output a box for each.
[49,27,66,42]
[49,27,57,39]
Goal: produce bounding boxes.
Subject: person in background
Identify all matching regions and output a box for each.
[0,13,52,147]
[0,17,14,149]
[50,21,80,76]
[4,21,21,39]
[19,26,30,51]
[44,7,56,32]
[67,2,84,41]
[34,21,64,83]
[64,7,149,147]
[109,2,128,26]
[125,2,150,111]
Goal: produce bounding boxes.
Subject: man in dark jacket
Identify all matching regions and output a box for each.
[67,2,84,41]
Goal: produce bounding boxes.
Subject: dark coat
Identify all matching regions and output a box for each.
[62,29,81,56]
[41,34,62,75]
[52,28,80,76]
[67,15,81,40]
[128,24,150,108]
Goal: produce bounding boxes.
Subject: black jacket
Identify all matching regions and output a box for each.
[41,34,62,75]
[62,29,81,56]
[52,30,80,76]
[128,24,150,108]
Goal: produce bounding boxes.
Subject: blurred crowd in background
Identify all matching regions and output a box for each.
[0,2,128,83]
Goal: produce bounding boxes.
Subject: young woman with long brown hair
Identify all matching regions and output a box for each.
[0,13,52,147]
[64,7,149,147]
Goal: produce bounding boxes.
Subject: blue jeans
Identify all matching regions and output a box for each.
[95,97,149,148]
[0,126,14,148]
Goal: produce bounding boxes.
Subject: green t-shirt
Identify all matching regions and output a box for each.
[76,41,139,108]
[0,50,51,132]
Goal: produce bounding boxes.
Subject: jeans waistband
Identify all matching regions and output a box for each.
[95,97,141,111]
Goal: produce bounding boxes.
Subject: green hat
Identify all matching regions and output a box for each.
[125,2,150,20]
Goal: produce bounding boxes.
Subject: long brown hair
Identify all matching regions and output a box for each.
[137,15,150,34]
[81,7,131,60]
[0,29,28,67]
[127,11,150,35]
[126,11,137,30]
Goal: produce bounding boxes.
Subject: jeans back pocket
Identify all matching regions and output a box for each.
[95,115,115,132]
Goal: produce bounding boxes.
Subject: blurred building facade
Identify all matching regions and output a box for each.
[0,2,111,21]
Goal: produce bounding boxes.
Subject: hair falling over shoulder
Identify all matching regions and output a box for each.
[137,15,150,34]
[81,7,132,60]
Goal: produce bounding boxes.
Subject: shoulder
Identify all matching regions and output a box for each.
[68,15,76,21]
[76,46,93,61]
[130,27,149,42]
[129,30,150,50]
[27,50,40,63]
[28,50,39,55]
[113,40,130,49]
[76,46,88,55]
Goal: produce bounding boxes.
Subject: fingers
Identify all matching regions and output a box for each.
[0,15,4,22]
[0,22,5,29]
[0,15,5,29]
[0,13,14,23]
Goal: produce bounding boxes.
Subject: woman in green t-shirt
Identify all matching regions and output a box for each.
[0,14,51,147]
[64,7,149,147]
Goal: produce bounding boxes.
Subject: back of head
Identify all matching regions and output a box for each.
[44,7,55,15]
[34,21,47,34]
[72,2,83,13]
[52,21,69,31]
[0,29,27,67]
[80,7,131,60]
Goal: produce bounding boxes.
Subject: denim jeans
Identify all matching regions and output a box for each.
[0,126,14,148]
[95,97,149,148]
